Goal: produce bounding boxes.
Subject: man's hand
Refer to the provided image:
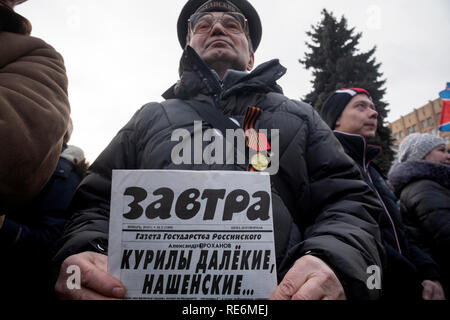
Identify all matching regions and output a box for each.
[422,280,446,300]
[55,251,126,300]
[270,255,346,300]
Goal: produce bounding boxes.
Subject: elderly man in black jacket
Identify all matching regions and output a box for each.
[53,0,385,300]
[320,87,445,300]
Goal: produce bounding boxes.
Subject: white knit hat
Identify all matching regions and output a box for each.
[398,133,446,163]
[61,145,85,164]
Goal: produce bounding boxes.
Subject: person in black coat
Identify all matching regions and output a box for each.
[52,0,386,300]
[0,120,88,299]
[389,133,450,296]
[320,88,445,300]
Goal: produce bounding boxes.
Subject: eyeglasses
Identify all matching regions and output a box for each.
[188,12,249,35]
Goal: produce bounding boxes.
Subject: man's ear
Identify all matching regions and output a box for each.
[335,117,341,129]
[186,34,191,47]
[246,52,255,71]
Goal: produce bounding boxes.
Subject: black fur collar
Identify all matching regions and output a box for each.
[388,161,450,194]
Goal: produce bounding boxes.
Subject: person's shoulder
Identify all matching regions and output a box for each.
[140,101,165,112]
[400,179,440,204]
[0,31,54,50]
[138,100,190,119]
[128,102,164,125]
[0,31,63,66]
[262,92,315,117]
[130,101,172,133]
[408,178,443,192]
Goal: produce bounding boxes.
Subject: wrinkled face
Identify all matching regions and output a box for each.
[188,12,254,77]
[335,94,378,139]
[424,145,450,164]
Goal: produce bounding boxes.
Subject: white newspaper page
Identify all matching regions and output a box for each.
[108,170,277,300]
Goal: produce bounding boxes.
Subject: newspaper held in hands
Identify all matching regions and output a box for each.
[108,170,278,300]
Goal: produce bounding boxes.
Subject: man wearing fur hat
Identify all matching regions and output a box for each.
[54,0,385,300]
[389,133,450,296]
[320,88,445,300]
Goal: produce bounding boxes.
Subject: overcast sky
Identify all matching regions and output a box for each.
[16,0,450,163]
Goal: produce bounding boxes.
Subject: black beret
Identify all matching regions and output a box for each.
[320,88,372,130]
[177,0,262,51]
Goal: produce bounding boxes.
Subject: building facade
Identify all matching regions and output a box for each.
[388,98,450,161]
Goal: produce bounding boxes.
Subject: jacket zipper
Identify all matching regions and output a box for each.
[335,131,403,254]
[362,138,403,254]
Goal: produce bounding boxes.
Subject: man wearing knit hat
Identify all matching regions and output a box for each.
[54,1,385,300]
[320,88,445,300]
[320,88,378,138]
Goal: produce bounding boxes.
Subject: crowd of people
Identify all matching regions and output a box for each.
[1,0,448,301]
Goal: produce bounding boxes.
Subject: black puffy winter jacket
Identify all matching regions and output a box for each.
[53,47,385,299]
[389,160,450,295]
[334,132,441,299]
